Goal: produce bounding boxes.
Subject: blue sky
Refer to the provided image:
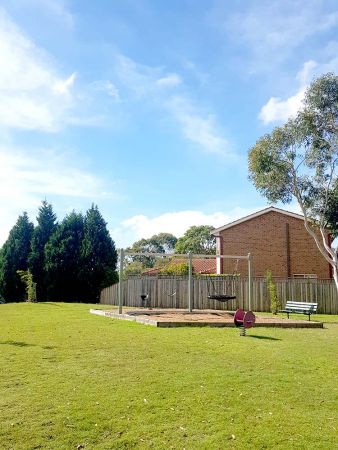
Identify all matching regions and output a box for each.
[1,0,338,247]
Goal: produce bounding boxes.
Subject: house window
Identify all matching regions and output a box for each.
[293,274,317,279]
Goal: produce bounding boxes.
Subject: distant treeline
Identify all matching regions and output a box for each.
[0,201,118,303]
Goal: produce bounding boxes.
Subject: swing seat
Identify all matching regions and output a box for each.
[140,294,150,308]
[207,294,236,302]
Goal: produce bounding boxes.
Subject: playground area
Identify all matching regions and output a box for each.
[101,251,338,315]
[90,308,323,328]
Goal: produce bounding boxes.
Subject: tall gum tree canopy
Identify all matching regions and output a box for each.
[127,233,177,254]
[248,73,338,291]
[175,225,216,254]
[125,233,178,271]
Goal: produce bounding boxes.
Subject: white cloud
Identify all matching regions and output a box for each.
[0,146,114,245]
[166,96,232,156]
[112,207,260,248]
[92,80,120,101]
[222,0,338,70]
[258,57,338,125]
[38,0,74,29]
[156,74,182,88]
[296,60,318,85]
[113,53,231,156]
[2,0,75,29]
[53,72,76,95]
[0,8,76,131]
[115,54,162,99]
[259,88,306,124]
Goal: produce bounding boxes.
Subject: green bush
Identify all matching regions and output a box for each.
[160,262,189,276]
[16,270,37,302]
[266,270,279,314]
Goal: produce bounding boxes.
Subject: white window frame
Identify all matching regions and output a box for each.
[292,274,318,279]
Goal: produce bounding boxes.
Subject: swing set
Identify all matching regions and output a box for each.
[118,251,253,313]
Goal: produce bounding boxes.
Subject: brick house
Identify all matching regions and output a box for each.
[212,206,332,279]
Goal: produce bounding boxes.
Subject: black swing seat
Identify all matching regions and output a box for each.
[207,294,236,302]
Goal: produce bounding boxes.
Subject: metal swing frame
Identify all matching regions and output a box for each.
[118,250,252,313]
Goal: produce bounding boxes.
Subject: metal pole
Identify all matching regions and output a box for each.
[248,253,252,311]
[118,248,124,314]
[188,251,193,312]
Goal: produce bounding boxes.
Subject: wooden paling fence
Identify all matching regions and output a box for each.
[100,276,338,314]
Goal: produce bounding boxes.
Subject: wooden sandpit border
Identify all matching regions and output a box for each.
[90,309,323,328]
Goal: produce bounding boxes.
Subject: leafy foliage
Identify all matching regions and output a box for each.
[80,205,118,302]
[127,233,177,254]
[248,73,338,291]
[126,233,178,268]
[123,261,145,278]
[16,270,37,302]
[266,270,279,315]
[175,225,216,254]
[29,200,57,301]
[249,73,338,223]
[160,261,189,276]
[0,204,118,303]
[323,180,338,238]
[44,211,85,302]
[0,212,34,302]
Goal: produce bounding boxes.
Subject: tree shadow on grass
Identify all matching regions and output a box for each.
[0,340,36,347]
[0,341,57,349]
[39,302,62,307]
[247,335,281,341]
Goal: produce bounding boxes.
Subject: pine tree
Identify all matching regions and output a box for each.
[0,212,34,302]
[29,200,57,301]
[81,205,118,302]
[44,211,85,302]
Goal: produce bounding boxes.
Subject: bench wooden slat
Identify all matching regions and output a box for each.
[286,302,317,306]
[285,306,317,311]
[280,301,318,321]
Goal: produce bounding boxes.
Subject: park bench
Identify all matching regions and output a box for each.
[280,301,318,321]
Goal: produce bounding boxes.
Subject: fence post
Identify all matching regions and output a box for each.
[248,253,252,311]
[188,252,193,312]
[118,248,124,314]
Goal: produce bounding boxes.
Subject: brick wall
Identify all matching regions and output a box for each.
[217,211,330,279]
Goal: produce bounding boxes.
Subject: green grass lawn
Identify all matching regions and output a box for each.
[0,303,337,450]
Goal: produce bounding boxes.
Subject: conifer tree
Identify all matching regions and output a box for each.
[0,212,34,302]
[81,205,118,302]
[29,200,57,301]
[44,211,85,302]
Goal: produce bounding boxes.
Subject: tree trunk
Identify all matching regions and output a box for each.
[331,256,338,292]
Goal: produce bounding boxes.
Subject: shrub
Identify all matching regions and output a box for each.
[16,270,37,302]
[266,270,280,314]
[160,262,190,276]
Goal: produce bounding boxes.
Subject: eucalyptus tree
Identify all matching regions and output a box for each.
[126,233,178,269]
[248,73,338,291]
[174,225,216,255]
